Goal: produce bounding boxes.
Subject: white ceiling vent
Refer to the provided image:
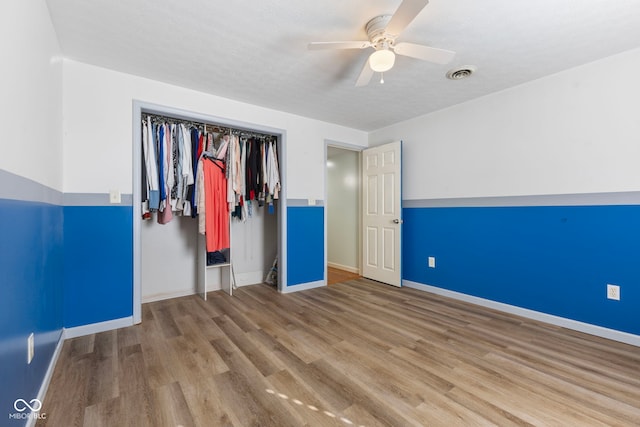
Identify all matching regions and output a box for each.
[446,66,476,80]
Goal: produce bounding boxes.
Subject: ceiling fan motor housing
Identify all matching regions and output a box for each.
[366,15,394,48]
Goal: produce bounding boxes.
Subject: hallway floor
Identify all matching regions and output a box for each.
[327,267,360,285]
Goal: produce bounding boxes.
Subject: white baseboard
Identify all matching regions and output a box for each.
[281,280,326,293]
[142,288,197,303]
[64,316,134,339]
[403,280,640,347]
[327,262,359,274]
[30,317,133,426]
[27,330,65,427]
[141,271,268,302]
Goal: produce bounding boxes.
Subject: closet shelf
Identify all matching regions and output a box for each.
[198,235,234,299]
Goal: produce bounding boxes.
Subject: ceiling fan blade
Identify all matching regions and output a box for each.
[385,0,430,38]
[308,41,371,50]
[393,42,455,64]
[355,59,374,87]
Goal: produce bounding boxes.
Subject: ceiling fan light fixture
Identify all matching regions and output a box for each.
[369,49,395,73]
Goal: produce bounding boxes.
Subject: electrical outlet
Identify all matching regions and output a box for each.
[428,256,436,268]
[27,333,34,364]
[607,284,620,301]
[109,189,121,204]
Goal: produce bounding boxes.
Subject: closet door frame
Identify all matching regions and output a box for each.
[132,100,287,324]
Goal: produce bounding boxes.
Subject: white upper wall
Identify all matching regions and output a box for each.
[370,48,640,200]
[1,0,63,190]
[62,60,368,198]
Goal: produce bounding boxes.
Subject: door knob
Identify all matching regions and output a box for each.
[392,218,403,224]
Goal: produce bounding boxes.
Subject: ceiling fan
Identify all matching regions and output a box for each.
[308,0,455,86]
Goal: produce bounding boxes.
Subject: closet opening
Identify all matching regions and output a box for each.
[132,101,287,324]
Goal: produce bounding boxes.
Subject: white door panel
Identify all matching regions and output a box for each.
[366,227,378,268]
[367,175,378,215]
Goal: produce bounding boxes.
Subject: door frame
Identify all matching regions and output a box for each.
[324,140,364,283]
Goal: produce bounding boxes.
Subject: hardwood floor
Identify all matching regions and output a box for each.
[327,267,360,285]
[38,279,640,426]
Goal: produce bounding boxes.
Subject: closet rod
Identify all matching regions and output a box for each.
[236,131,278,141]
[144,113,204,128]
[142,112,276,139]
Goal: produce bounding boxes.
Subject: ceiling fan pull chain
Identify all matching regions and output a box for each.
[380,73,385,84]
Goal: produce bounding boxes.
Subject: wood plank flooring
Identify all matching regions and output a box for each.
[38,279,640,426]
[327,267,360,285]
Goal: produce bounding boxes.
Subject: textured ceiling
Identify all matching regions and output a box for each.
[46,0,640,131]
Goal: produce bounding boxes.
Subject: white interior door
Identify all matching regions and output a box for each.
[362,141,402,287]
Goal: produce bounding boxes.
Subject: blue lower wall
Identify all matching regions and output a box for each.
[0,184,134,423]
[0,198,63,423]
[287,206,324,286]
[403,204,640,335]
[63,205,133,328]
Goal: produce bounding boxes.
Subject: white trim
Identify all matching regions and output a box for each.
[132,104,142,324]
[64,316,134,339]
[277,132,287,293]
[403,191,640,208]
[142,289,196,303]
[281,280,326,293]
[403,280,640,347]
[327,262,359,274]
[27,330,65,427]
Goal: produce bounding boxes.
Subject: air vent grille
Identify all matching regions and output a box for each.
[446,66,476,80]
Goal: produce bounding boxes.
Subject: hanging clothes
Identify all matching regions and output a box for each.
[265,139,280,214]
[142,116,160,213]
[157,125,173,224]
[266,139,281,200]
[215,134,230,161]
[239,139,248,221]
[196,155,206,235]
[227,134,240,209]
[245,137,262,202]
[156,123,166,209]
[202,156,229,252]
[190,127,203,218]
[258,141,267,207]
[175,124,194,214]
[141,114,281,224]
[170,123,179,211]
